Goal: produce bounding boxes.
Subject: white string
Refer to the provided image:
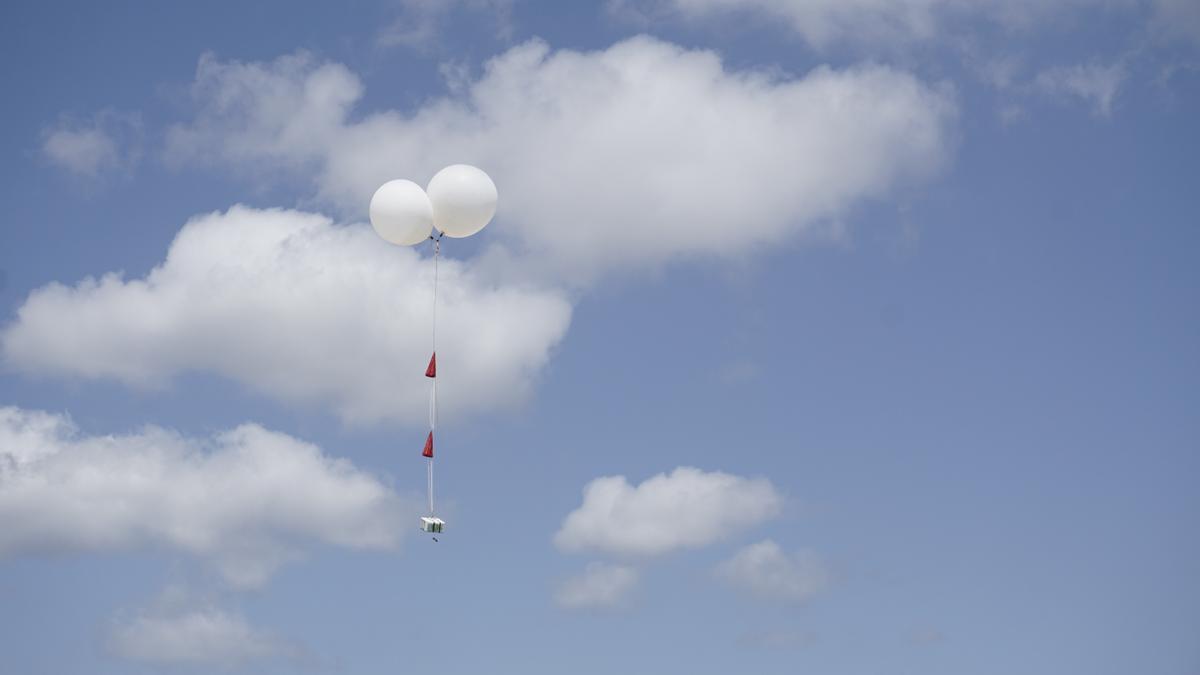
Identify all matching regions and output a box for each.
[432,238,439,362]
[427,237,439,517]
[429,384,436,431]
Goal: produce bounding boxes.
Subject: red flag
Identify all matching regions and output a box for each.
[422,431,434,458]
[425,352,437,378]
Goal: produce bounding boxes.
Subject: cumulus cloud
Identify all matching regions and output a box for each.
[716,539,827,603]
[36,40,949,415]
[165,37,956,282]
[0,206,571,425]
[554,562,640,609]
[42,109,141,178]
[0,406,411,587]
[1035,62,1128,116]
[554,467,783,557]
[109,604,295,667]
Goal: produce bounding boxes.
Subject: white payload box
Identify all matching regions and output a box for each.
[420,517,444,534]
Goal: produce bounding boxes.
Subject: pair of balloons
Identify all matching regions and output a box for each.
[369,164,498,246]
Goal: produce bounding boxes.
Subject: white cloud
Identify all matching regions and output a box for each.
[554,467,783,557]
[42,41,947,414]
[378,0,515,50]
[42,109,141,178]
[716,539,827,603]
[1035,62,1127,116]
[635,0,1200,51]
[1149,0,1200,45]
[0,205,571,425]
[634,0,1116,50]
[976,55,1026,92]
[649,0,947,48]
[108,604,294,667]
[164,52,360,178]
[43,126,118,175]
[0,406,411,588]
[165,37,957,283]
[554,562,640,609]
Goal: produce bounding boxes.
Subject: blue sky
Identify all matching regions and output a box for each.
[1,1,1198,673]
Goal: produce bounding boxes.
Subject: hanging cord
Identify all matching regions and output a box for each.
[431,235,440,372]
[426,234,441,516]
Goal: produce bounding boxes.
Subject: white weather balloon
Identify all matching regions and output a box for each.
[370,179,434,246]
[427,164,498,238]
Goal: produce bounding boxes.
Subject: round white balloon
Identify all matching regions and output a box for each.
[427,164,497,238]
[370,179,434,246]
